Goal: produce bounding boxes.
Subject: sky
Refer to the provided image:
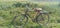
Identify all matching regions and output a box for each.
[30,0,60,2]
[0,0,60,2]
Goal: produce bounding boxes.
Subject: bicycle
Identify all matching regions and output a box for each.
[8,6,50,28]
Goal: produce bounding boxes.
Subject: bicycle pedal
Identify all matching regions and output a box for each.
[40,18,44,21]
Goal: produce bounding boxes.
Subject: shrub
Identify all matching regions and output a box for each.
[12,2,22,7]
[57,19,60,23]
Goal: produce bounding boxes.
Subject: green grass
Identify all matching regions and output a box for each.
[0,1,60,28]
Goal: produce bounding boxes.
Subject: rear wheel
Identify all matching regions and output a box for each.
[37,14,49,25]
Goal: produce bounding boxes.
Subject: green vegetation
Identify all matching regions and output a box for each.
[0,1,60,28]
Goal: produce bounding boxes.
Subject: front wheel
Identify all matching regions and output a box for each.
[10,14,28,28]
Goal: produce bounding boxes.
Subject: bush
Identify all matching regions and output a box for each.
[13,2,22,7]
[31,25,42,28]
[57,19,60,23]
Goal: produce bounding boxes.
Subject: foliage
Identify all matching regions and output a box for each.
[0,1,60,28]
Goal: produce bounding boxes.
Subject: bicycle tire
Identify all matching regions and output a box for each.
[9,14,28,28]
[35,13,49,25]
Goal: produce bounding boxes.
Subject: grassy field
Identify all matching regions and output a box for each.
[0,1,60,28]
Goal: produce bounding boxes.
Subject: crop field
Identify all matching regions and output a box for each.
[0,1,60,28]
